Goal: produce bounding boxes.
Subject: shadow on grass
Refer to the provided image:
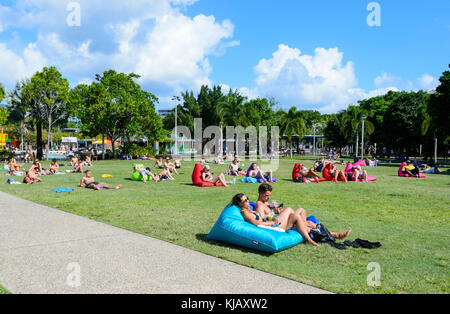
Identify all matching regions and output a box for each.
[195,233,273,257]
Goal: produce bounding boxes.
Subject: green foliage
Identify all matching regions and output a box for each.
[70,70,165,157]
[0,107,7,126]
[120,142,156,157]
[21,66,70,158]
[0,83,5,103]
[428,65,450,146]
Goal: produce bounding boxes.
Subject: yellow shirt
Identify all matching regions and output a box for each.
[402,164,415,171]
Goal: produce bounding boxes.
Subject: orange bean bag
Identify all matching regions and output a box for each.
[192,163,224,187]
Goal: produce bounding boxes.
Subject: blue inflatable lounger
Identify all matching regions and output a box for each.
[207,202,304,253]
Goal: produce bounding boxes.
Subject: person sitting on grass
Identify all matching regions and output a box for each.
[201,165,229,187]
[80,170,123,190]
[74,160,84,173]
[313,158,325,172]
[248,163,273,183]
[164,157,179,175]
[8,158,23,174]
[228,157,246,176]
[402,160,420,176]
[84,155,92,166]
[49,159,59,174]
[70,154,79,167]
[174,159,182,169]
[29,158,43,175]
[154,157,164,169]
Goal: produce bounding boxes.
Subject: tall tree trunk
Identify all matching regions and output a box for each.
[36,122,43,160]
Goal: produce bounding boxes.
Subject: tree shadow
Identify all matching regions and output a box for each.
[195,233,274,257]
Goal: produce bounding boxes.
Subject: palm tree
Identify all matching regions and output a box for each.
[6,79,33,151]
[343,105,375,157]
[216,94,250,127]
[278,106,306,155]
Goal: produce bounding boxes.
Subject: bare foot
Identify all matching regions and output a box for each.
[115,184,123,189]
[332,229,352,240]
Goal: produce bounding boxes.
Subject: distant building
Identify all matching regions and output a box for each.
[158,109,173,118]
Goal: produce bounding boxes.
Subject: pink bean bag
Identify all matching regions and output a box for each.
[353,159,367,167]
[192,163,224,187]
[398,162,426,178]
[345,162,377,182]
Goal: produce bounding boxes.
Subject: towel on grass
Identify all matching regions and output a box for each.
[53,188,74,193]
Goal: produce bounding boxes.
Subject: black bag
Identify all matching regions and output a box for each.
[309,223,336,243]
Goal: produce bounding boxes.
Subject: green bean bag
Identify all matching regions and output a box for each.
[131,163,153,181]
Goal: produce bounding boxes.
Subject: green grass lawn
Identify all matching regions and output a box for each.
[0,285,11,294]
[1,158,449,293]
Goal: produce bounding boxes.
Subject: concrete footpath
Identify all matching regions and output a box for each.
[0,191,329,294]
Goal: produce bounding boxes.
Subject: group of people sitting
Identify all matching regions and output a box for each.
[132,156,181,183]
[232,183,352,247]
[295,159,371,183]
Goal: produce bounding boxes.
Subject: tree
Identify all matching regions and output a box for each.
[277,106,306,153]
[216,91,250,127]
[0,83,5,103]
[342,105,375,156]
[70,70,164,158]
[22,67,70,158]
[428,65,450,148]
[6,79,33,150]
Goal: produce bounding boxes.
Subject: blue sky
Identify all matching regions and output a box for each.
[0,0,449,112]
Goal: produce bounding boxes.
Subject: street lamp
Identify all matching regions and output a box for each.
[312,124,317,156]
[361,117,366,159]
[171,96,181,157]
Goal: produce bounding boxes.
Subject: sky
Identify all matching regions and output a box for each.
[0,0,449,113]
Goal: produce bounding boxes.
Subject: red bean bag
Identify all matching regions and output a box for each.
[192,163,224,187]
[398,162,426,178]
[292,163,326,182]
[322,163,346,181]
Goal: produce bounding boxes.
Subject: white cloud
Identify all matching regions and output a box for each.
[251,44,359,113]
[0,0,237,102]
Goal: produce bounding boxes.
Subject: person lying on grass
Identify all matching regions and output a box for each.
[23,168,42,184]
[248,163,273,183]
[201,165,229,187]
[351,165,368,182]
[328,163,348,182]
[80,170,122,190]
[402,160,420,176]
[298,162,321,183]
[228,158,246,176]
[49,159,59,174]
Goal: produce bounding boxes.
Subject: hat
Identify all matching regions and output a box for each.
[204,165,210,171]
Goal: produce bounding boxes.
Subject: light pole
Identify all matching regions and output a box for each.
[312,124,317,156]
[172,96,180,157]
[361,117,366,159]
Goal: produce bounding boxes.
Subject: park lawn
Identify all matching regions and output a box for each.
[0,285,11,294]
[0,158,449,294]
